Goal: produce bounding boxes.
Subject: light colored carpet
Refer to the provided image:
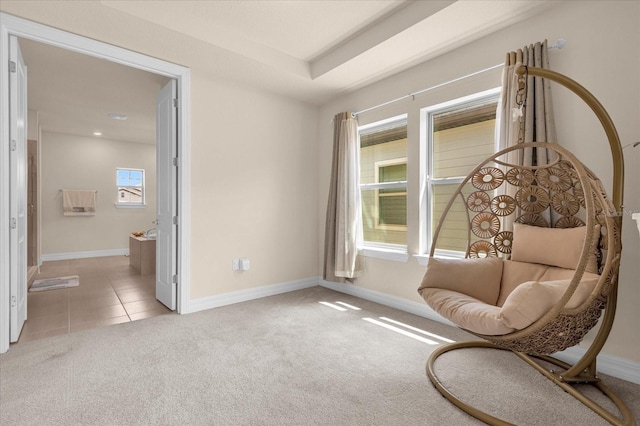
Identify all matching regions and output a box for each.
[1,286,638,425]
[29,275,79,292]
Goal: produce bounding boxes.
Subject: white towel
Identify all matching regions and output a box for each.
[63,189,96,216]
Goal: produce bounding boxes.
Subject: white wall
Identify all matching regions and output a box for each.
[318,1,640,362]
[40,131,157,255]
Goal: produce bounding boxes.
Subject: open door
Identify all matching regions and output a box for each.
[9,35,28,342]
[156,80,177,310]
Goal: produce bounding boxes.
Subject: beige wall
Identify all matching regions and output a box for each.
[188,76,318,299]
[318,1,640,362]
[40,131,157,255]
[27,109,38,141]
[0,1,320,299]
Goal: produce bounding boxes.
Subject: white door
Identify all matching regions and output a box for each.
[156,80,177,310]
[9,35,28,342]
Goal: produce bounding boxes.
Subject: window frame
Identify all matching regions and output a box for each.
[373,157,407,231]
[419,87,501,260]
[115,167,146,209]
[358,114,409,258]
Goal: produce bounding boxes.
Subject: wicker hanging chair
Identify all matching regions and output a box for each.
[419,66,632,425]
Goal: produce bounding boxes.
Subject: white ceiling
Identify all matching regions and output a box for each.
[19,0,554,144]
[20,38,171,145]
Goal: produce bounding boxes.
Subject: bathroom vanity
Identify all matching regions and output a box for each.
[129,236,156,275]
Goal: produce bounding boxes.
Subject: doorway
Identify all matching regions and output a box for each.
[0,13,191,354]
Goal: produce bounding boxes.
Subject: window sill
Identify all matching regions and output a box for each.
[114,203,146,209]
[359,245,409,263]
[414,249,465,266]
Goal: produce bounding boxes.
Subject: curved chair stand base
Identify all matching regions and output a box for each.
[426,341,634,426]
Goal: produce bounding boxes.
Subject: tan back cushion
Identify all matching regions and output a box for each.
[418,257,503,306]
[511,223,598,273]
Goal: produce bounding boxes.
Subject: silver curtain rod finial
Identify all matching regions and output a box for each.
[550,38,567,50]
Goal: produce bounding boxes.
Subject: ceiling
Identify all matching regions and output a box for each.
[18,0,554,144]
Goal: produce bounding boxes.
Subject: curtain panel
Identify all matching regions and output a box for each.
[497,39,557,164]
[324,112,362,282]
[497,40,558,226]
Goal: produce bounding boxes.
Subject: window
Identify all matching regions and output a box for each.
[116,168,145,207]
[376,160,407,228]
[359,115,407,249]
[421,89,500,256]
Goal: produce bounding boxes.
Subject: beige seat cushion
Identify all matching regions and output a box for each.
[499,276,599,329]
[498,261,600,306]
[420,288,515,335]
[418,257,503,305]
[511,223,598,274]
[497,261,550,306]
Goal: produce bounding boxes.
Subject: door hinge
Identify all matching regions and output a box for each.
[10,140,16,151]
[172,216,178,225]
[10,61,16,73]
[10,218,16,229]
[172,275,178,284]
[11,295,16,308]
[172,98,178,108]
[172,157,179,167]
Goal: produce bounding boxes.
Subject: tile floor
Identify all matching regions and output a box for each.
[14,255,172,345]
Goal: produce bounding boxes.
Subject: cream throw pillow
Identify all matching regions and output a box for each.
[418,257,503,306]
[511,223,598,274]
[499,277,599,330]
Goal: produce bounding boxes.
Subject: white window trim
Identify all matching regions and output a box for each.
[359,114,408,256]
[359,242,409,263]
[419,87,501,256]
[414,249,466,266]
[358,113,407,133]
[115,167,146,208]
[114,204,146,209]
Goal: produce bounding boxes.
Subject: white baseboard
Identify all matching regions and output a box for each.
[41,248,129,262]
[320,279,640,384]
[320,279,456,327]
[186,277,319,314]
[554,347,640,385]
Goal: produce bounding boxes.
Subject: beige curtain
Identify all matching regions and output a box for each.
[324,112,362,282]
[497,40,557,226]
[497,40,557,164]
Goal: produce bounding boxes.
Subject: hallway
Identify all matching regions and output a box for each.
[15,256,171,345]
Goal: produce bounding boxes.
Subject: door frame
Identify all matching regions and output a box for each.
[0,13,192,354]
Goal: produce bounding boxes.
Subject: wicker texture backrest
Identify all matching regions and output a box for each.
[430,141,621,355]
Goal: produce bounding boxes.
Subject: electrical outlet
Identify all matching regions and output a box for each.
[232,259,240,271]
[240,258,250,271]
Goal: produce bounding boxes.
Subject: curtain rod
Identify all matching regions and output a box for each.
[352,38,567,118]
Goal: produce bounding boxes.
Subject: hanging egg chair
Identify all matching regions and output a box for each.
[418,65,632,425]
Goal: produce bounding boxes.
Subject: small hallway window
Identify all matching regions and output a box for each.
[116,168,145,207]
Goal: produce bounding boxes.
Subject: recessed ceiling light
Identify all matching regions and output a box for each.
[93,131,103,136]
[108,113,128,121]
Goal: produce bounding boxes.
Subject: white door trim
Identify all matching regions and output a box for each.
[0,12,191,354]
